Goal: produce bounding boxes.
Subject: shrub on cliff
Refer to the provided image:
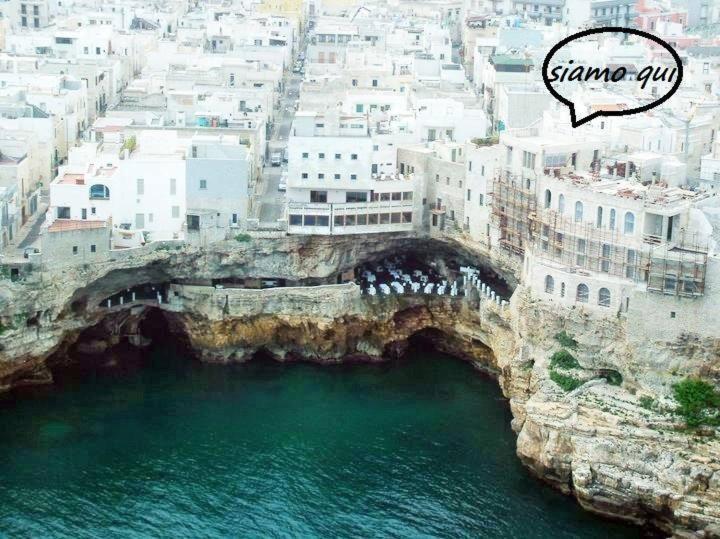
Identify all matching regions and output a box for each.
[673,378,720,428]
[234,233,252,243]
[550,370,583,392]
[554,330,578,349]
[550,350,580,370]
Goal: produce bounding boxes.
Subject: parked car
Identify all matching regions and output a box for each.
[270,151,282,166]
[278,170,288,191]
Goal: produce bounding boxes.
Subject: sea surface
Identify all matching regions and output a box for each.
[0,348,647,538]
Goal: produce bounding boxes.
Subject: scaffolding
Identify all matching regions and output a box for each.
[491,174,536,255]
[646,235,709,298]
[528,208,649,282]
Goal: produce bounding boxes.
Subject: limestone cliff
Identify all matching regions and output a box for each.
[0,233,718,537]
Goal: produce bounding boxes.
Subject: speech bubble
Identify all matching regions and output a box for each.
[542,27,683,128]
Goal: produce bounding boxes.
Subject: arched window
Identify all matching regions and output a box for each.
[596,206,603,228]
[560,282,566,297]
[544,189,552,209]
[576,283,589,303]
[598,287,611,307]
[545,275,554,293]
[609,208,616,229]
[558,194,565,214]
[89,184,110,200]
[574,201,584,223]
[624,211,635,235]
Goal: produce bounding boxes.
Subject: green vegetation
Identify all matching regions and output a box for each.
[550,369,583,392]
[471,135,499,147]
[673,378,720,428]
[0,266,9,280]
[549,350,580,370]
[639,396,655,410]
[234,233,252,243]
[554,330,578,350]
[601,370,623,386]
[121,135,137,153]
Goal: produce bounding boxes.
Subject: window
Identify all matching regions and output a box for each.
[576,283,589,303]
[391,192,401,201]
[334,174,341,180]
[72,246,78,255]
[319,153,325,159]
[598,288,611,307]
[170,178,176,195]
[558,194,565,214]
[302,152,309,158]
[356,104,364,113]
[91,244,96,253]
[522,151,536,169]
[624,212,635,234]
[545,275,554,293]
[335,153,341,160]
[58,206,71,219]
[479,194,484,206]
[402,192,413,201]
[609,208,616,229]
[596,206,603,228]
[89,184,110,199]
[21,3,26,13]
[289,214,302,226]
[172,206,180,218]
[310,190,327,203]
[544,189,551,209]
[574,201,583,222]
[346,192,367,202]
[350,174,357,180]
[372,79,378,87]
[318,173,324,179]
[351,154,358,160]
[301,173,308,179]
[21,16,27,26]
[137,178,144,195]
[560,282,566,297]
[198,179,207,190]
[96,47,101,55]
[626,249,637,279]
[467,189,472,202]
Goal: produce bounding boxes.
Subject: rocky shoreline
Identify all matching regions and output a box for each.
[1,234,719,537]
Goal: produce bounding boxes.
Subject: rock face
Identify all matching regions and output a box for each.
[1,233,719,537]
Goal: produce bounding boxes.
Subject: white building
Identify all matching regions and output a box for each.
[48,130,187,247]
[286,110,417,235]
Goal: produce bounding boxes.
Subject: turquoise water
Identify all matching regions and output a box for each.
[0,350,646,538]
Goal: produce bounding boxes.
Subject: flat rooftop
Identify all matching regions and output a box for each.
[48,219,107,233]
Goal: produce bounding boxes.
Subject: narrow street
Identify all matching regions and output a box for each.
[256,46,305,225]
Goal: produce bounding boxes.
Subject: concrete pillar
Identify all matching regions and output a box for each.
[106,299,111,308]
[132,292,136,302]
[157,292,162,304]
[119,296,124,305]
